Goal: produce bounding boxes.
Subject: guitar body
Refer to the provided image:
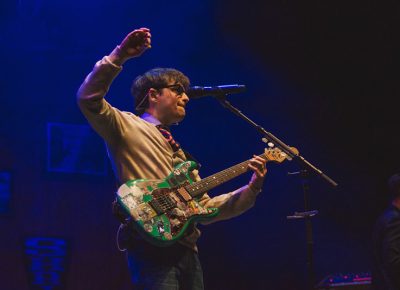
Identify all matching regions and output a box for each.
[117,161,219,247]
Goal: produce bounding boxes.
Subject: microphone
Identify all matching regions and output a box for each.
[187,84,246,99]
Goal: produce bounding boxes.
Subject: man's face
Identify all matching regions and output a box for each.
[155,83,189,125]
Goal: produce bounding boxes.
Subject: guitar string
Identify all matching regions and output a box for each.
[156,152,273,210]
[187,159,253,194]
[186,153,270,196]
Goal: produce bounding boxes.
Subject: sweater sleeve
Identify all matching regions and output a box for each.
[76,57,126,143]
[189,169,260,224]
[197,185,259,224]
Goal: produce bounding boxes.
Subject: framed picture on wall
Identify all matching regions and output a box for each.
[0,171,11,216]
[47,123,108,175]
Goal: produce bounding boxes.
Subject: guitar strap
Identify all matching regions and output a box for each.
[156,124,201,168]
[156,125,181,152]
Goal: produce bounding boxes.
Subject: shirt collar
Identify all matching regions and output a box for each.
[140,112,161,126]
[140,112,180,128]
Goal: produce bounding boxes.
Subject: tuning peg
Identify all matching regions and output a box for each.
[262,138,275,148]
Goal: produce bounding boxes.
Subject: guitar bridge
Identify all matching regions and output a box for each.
[148,188,176,215]
[149,199,164,215]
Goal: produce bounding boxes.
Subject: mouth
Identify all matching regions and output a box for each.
[176,105,186,116]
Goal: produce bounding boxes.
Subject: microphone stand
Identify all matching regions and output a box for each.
[214,94,337,186]
[287,170,318,290]
[214,94,338,290]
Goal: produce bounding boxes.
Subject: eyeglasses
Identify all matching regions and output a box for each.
[135,84,187,111]
[156,84,186,96]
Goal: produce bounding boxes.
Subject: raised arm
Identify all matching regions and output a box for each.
[76,28,151,141]
[77,28,151,113]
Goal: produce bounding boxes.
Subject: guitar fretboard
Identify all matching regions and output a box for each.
[185,154,266,197]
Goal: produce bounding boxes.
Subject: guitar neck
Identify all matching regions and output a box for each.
[185,154,266,198]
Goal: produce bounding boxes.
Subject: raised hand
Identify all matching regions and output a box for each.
[119,28,151,58]
[118,27,151,59]
[108,28,152,66]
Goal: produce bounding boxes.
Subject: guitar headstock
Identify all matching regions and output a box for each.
[264,146,299,163]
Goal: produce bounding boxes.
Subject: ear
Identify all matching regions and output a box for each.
[147,88,160,104]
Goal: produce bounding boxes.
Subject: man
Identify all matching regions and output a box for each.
[372,173,400,290]
[77,27,267,289]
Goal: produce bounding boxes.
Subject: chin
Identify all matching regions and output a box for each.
[175,112,185,123]
[176,115,185,122]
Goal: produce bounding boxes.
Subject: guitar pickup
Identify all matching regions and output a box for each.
[176,187,192,202]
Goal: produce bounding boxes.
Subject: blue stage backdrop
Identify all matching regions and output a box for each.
[1,0,399,289]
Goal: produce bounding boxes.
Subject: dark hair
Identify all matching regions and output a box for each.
[131,68,190,115]
[388,173,400,200]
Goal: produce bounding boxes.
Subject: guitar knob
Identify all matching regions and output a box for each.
[144,223,153,232]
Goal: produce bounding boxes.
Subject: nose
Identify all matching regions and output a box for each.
[181,93,189,105]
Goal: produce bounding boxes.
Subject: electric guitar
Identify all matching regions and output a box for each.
[116,147,297,246]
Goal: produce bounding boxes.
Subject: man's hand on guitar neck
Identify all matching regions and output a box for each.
[248,155,267,194]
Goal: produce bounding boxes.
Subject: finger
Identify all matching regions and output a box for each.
[250,158,264,166]
[253,155,267,164]
[248,164,265,178]
[140,34,152,45]
[250,158,265,170]
[142,36,151,45]
[130,32,151,49]
[252,156,267,171]
[130,29,149,38]
[139,31,151,38]
[144,36,151,45]
[250,159,267,175]
[131,28,150,36]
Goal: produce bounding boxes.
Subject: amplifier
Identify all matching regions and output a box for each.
[316,273,372,290]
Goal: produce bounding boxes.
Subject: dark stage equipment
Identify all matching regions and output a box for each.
[316,273,371,290]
